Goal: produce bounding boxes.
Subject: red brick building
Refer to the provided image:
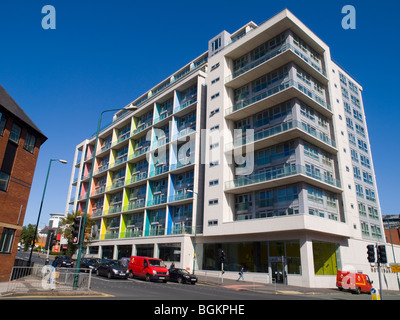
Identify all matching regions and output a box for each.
[0,85,47,281]
[383,215,400,245]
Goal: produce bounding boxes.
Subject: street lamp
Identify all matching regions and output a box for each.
[28,159,68,266]
[73,105,137,289]
[186,189,198,274]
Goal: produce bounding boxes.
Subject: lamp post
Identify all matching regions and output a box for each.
[28,158,68,266]
[73,105,136,289]
[186,189,198,274]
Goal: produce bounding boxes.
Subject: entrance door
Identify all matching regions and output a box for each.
[271,261,284,284]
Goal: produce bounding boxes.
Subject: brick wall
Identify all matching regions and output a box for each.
[0,114,44,282]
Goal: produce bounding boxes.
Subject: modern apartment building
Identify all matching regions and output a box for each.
[0,85,47,281]
[65,9,398,289]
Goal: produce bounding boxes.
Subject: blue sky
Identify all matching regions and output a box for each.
[0,0,398,227]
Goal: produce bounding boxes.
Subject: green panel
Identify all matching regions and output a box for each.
[312,241,338,275]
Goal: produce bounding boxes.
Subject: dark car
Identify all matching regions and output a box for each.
[96,259,128,279]
[80,258,100,273]
[168,268,197,284]
[52,255,74,268]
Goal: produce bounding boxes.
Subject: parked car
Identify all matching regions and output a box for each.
[52,255,74,268]
[128,256,168,282]
[168,268,198,284]
[96,259,128,279]
[80,258,100,273]
[119,257,130,267]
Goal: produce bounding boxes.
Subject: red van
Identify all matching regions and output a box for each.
[336,270,373,294]
[128,256,169,282]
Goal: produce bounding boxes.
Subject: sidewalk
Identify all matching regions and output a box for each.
[196,274,400,297]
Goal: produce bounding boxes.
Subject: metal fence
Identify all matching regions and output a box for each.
[7,265,92,293]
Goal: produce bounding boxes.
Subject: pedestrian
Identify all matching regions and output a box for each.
[237,267,244,281]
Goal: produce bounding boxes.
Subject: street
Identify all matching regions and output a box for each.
[12,251,400,302]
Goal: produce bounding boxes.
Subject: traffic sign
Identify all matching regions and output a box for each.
[390,264,400,273]
[370,288,380,300]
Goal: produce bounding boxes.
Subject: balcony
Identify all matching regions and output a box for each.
[225,42,328,89]
[226,120,336,154]
[174,96,197,114]
[107,203,122,214]
[225,79,332,121]
[168,192,193,203]
[126,171,148,185]
[108,177,125,191]
[112,131,130,147]
[225,164,341,194]
[92,207,103,217]
[124,199,146,211]
[121,229,143,238]
[149,164,169,177]
[147,195,167,207]
[133,120,152,135]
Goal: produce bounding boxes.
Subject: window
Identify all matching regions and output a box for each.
[209,108,220,117]
[358,139,368,153]
[210,63,220,71]
[353,166,361,180]
[9,123,21,144]
[211,92,220,100]
[210,142,219,150]
[0,113,7,135]
[356,184,364,197]
[0,172,10,191]
[363,172,373,185]
[0,228,15,253]
[211,77,220,84]
[209,179,219,186]
[365,189,376,202]
[351,149,359,162]
[360,155,370,168]
[211,37,222,52]
[210,125,219,132]
[208,199,218,205]
[208,220,218,226]
[23,132,36,153]
[209,161,219,167]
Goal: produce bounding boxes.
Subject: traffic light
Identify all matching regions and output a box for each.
[72,216,82,245]
[45,230,55,250]
[377,245,387,264]
[367,244,375,263]
[218,249,226,262]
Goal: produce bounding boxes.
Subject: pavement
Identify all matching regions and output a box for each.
[2,273,400,299]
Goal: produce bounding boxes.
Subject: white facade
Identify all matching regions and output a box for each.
[65,9,400,289]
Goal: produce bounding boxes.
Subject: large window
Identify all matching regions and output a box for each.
[9,123,21,144]
[159,243,181,262]
[0,228,15,253]
[0,112,7,135]
[23,132,36,153]
[202,240,301,274]
[0,172,10,191]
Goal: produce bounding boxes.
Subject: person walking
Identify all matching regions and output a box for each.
[237,267,244,281]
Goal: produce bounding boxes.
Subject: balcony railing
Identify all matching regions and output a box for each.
[226,79,331,116]
[225,164,341,190]
[174,96,197,113]
[226,120,336,150]
[149,164,169,177]
[168,192,193,203]
[226,42,326,83]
